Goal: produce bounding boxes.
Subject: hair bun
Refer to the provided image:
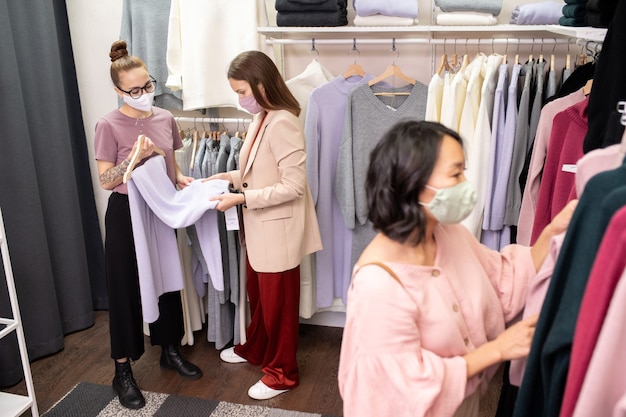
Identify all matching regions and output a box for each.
[109,40,129,62]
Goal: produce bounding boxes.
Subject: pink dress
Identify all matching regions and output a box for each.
[338,223,535,417]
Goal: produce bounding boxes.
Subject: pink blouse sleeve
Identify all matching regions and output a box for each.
[338,265,468,417]
[462,225,535,322]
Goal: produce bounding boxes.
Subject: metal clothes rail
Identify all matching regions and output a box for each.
[174,116,253,124]
[265,37,577,46]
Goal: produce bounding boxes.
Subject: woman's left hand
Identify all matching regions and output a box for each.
[177,175,194,189]
[210,192,245,212]
[548,199,578,235]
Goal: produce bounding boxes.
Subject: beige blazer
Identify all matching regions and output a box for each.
[230,109,322,273]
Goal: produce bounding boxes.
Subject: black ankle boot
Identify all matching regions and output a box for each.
[160,344,203,380]
[112,360,145,410]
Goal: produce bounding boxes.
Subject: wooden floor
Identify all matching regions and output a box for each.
[6,311,345,416]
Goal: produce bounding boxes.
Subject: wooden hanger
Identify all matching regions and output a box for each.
[582,78,593,96]
[368,63,415,87]
[189,130,199,171]
[123,134,166,183]
[460,53,470,72]
[344,39,366,79]
[368,63,415,96]
[343,62,366,79]
[436,54,451,76]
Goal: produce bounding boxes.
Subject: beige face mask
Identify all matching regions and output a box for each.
[419,180,477,224]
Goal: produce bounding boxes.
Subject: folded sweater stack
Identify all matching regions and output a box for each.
[434,0,502,25]
[559,0,588,26]
[276,0,348,27]
[352,0,418,26]
[510,1,563,25]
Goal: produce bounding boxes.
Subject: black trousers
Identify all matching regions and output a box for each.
[105,192,183,361]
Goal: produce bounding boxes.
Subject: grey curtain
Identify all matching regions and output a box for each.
[0,0,107,386]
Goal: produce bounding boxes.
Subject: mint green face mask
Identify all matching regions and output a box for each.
[419,180,477,224]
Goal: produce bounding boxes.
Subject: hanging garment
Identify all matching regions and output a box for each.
[305,73,373,309]
[512,162,626,417]
[425,73,445,122]
[573,144,621,198]
[528,59,547,147]
[508,231,565,386]
[174,135,203,345]
[287,61,335,318]
[165,0,260,110]
[458,53,487,144]
[481,62,510,250]
[286,59,335,128]
[503,59,534,228]
[517,88,585,245]
[529,97,589,244]
[510,144,622,387]
[440,64,468,132]
[462,53,503,239]
[584,0,626,152]
[120,0,183,110]
[191,137,207,179]
[335,81,427,267]
[570,222,626,417]
[127,155,228,322]
[482,62,522,250]
[546,63,557,100]
[561,206,626,417]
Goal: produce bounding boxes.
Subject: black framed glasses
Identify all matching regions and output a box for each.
[117,75,157,99]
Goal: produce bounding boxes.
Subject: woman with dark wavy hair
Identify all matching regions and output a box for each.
[338,120,577,417]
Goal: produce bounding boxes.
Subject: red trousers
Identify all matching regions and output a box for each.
[234,258,301,389]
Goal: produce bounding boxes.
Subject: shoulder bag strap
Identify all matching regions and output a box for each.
[361,261,406,289]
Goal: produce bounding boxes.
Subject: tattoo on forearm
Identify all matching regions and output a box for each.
[100,159,130,186]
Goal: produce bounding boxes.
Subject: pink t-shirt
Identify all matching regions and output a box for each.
[94,107,182,194]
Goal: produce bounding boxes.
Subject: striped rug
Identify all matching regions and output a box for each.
[42,382,339,417]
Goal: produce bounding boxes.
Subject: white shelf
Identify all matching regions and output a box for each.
[258,24,607,42]
[0,207,38,417]
[0,392,33,417]
[544,25,607,42]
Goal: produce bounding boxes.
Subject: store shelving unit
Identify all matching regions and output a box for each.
[0,207,38,417]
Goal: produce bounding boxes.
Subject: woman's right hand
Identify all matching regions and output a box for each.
[130,135,156,161]
[492,314,539,361]
[464,314,538,379]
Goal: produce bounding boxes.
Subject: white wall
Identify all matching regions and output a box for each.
[66,0,124,235]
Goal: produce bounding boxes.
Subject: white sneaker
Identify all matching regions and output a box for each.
[247,380,289,400]
[219,347,247,364]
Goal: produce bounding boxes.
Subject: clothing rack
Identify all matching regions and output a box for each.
[265,37,577,46]
[175,116,253,124]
